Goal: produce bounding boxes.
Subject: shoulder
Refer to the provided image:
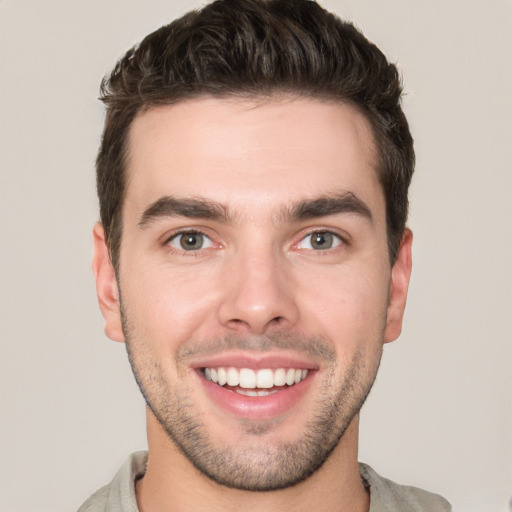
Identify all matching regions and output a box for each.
[77,451,148,512]
[359,463,452,512]
[78,485,109,512]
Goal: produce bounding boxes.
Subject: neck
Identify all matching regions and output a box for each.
[136,409,369,512]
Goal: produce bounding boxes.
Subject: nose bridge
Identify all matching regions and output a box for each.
[217,237,298,334]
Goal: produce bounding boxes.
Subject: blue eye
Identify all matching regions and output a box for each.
[297,231,343,251]
[168,231,213,251]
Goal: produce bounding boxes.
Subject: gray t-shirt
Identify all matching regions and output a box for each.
[78,451,451,512]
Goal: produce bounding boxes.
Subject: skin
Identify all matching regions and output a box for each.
[93,96,412,512]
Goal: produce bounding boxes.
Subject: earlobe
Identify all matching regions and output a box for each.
[384,228,413,343]
[92,223,125,343]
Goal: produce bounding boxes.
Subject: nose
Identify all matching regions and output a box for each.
[217,247,300,335]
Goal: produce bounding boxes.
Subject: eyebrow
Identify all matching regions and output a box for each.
[138,196,231,228]
[138,191,373,228]
[286,192,373,224]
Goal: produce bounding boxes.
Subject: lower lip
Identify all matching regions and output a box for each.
[198,371,314,419]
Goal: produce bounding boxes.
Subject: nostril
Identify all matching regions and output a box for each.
[225,315,286,333]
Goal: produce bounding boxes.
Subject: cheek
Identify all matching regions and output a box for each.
[120,263,222,348]
[295,263,390,344]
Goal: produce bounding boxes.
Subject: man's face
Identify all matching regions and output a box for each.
[94,96,411,490]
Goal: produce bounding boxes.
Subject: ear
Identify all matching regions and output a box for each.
[384,228,413,343]
[92,223,125,343]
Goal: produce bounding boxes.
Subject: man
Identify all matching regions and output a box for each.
[81,0,451,510]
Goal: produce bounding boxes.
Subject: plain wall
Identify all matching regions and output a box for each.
[0,1,510,511]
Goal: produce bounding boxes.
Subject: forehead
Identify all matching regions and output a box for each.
[124,96,383,221]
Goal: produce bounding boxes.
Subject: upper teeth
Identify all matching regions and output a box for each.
[204,367,308,389]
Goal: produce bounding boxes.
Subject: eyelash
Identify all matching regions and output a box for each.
[164,229,215,254]
[294,230,346,251]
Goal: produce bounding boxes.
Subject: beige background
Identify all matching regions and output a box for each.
[1,1,511,511]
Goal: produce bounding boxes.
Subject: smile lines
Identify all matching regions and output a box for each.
[203,367,308,396]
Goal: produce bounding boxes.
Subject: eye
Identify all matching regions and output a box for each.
[167,231,213,251]
[297,231,343,251]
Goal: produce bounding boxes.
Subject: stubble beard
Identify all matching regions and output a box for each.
[122,311,383,491]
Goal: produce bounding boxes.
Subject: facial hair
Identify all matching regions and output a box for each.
[121,305,384,491]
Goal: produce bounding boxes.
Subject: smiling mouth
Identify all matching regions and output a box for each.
[202,367,309,396]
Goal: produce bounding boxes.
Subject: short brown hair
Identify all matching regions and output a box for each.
[97,0,414,269]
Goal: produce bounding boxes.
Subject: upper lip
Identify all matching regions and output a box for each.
[189,352,319,371]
